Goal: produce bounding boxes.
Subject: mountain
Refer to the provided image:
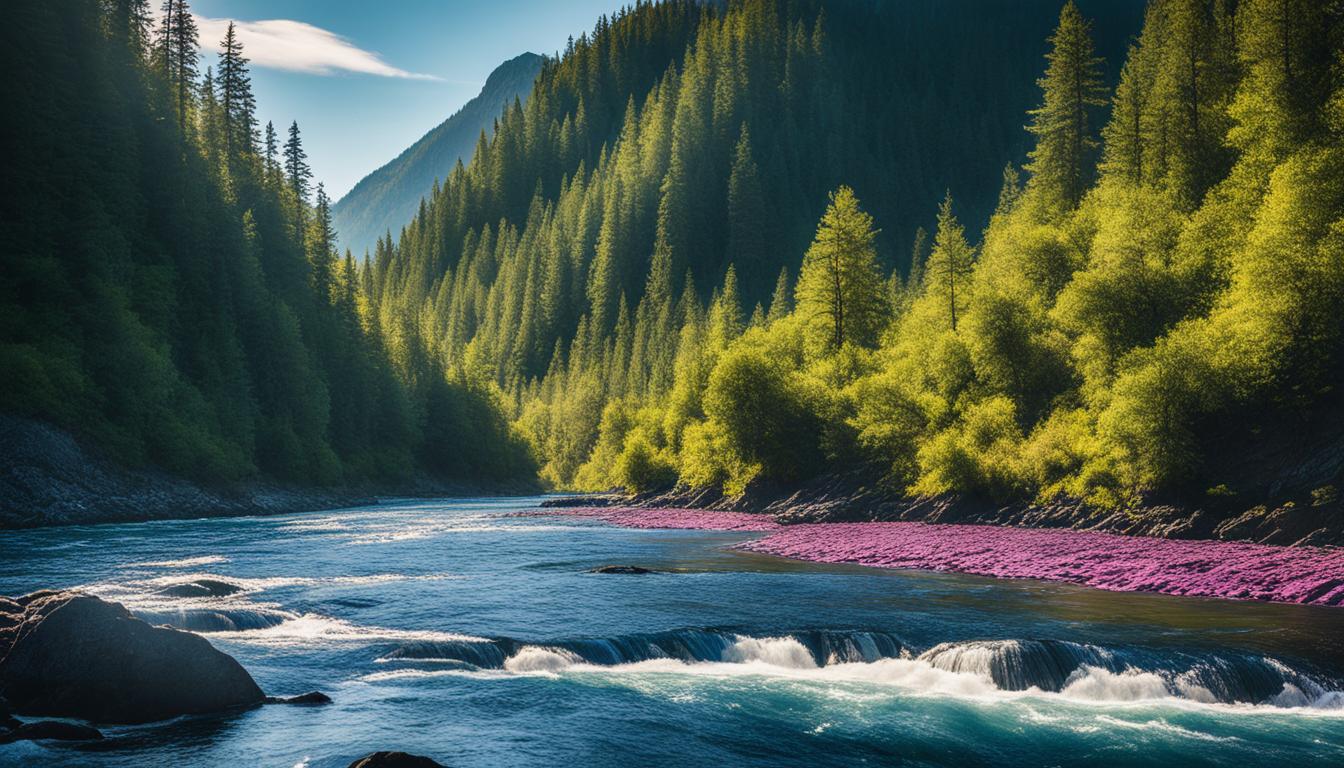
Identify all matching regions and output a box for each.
[333,52,546,257]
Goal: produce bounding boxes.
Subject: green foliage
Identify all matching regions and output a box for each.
[0,0,534,486]
[794,186,889,352]
[703,343,824,482]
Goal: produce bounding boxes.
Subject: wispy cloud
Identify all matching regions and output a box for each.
[193,16,440,80]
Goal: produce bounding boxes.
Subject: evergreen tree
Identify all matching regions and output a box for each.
[156,0,199,133]
[925,192,975,332]
[1025,1,1107,207]
[264,121,279,176]
[794,186,888,350]
[726,123,767,295]
[284,120,312,204]
[217,21,258,160]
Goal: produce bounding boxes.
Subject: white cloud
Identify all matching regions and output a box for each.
[193,15,440,80]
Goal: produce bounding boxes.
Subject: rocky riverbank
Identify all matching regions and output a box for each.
[0,415,537,529]
[619,469,1344,547]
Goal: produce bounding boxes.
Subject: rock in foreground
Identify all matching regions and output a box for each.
[349,752,446,768]
[0,591,265,724]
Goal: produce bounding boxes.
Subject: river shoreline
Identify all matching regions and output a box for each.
[0,415,538,529]
[541,506,1344,608]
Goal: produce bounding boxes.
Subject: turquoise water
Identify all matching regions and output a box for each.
[1,497,1342,767]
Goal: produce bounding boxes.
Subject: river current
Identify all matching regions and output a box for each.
[1,497,1342,767]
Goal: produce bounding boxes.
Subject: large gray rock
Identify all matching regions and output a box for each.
[0,591,265,724]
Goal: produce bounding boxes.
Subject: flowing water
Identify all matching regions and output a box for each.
[1,497,1342,767]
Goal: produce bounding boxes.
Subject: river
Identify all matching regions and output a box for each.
[1,497,1341,767]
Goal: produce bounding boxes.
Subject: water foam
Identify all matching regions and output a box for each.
[367,628,1343,713]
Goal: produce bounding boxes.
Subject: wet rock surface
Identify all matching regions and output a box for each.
[0,720,104,744]
[0,590,265,724]
[348,751,446,768]
[588,565,655,574]
[267,691,333,705]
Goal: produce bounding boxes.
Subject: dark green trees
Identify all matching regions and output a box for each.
[1,0,532,486]
[1025,1,1108,207]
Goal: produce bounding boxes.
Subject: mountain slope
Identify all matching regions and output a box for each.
[366,0,1144,485]
[333,52,545,256]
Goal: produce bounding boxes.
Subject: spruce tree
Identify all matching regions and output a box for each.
[156,0,198,133]
[284,121,312,205]
[726,123,766,294]
[218,21,258,160]
[1025,1,1106,207]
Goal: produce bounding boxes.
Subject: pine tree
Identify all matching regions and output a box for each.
[794,186,888,351]
[1025,1,1106,207]
[218,21,258,160]
[309,183,338,304]
[766,267,791,323]
[105,0,152,59]
[284,120,312,205]
[726,123,766,294]
[925,192,975,332]
[156,0,199,133]
[264,121,279,177]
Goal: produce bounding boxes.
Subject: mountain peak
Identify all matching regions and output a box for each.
[333,52,545,255]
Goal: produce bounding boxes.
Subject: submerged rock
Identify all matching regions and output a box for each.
[267,691,332,705]
[0,591,265,724]
[0,720,104,744]
[155,579,244,598]
[348,752,446,768]
[588,565,655,574]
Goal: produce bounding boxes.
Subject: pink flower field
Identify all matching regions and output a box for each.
[547,507,1344,606]
[548,506,781,532]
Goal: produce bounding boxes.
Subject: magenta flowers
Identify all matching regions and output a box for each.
[548,508,1344,607]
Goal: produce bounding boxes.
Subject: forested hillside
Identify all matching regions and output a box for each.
[333,52,545,258]
[519,0,1337,513]
[366,0,1145,489]
[0,0,533,486]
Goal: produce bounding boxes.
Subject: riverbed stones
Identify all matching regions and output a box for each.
[0,590,265,724]
[267,691,333,705]
[348,751,446,768]
[588,565,655,574]
[155,578,244,598]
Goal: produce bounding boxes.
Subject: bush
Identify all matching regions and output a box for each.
[704,345,824,481]
[614,433,678,493]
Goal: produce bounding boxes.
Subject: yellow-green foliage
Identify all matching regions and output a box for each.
[501,0,1343,510]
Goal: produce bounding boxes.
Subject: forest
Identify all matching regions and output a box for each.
[0,0,534,486]
[367,0,1344,511]
[4,0,1342,516]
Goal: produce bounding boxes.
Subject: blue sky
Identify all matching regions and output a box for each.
[190,1,627,198]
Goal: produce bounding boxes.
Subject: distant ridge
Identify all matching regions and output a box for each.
[333,52,545,256]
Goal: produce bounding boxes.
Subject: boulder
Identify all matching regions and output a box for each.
[348,752,446,768]
[0,720,103,744]
[588,565,654,574]
[155,579,244,598]
[267,691,332,705]
[0,591,265,724]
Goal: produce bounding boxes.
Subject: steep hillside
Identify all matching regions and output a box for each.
[333,52,545,256]
[0,0,534,495]
[366,0,1143,486]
